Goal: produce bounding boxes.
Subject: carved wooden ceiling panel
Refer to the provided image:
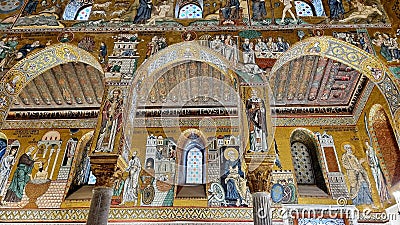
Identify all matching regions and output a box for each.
[7,62,104,118]
[270,56,367,114]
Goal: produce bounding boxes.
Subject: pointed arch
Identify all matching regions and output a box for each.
[290,128,330,196]
[270,36,400,121]
[368,104,400,186]
[63,130,94,199]
[123,41,267,150]
[0,44,103,126]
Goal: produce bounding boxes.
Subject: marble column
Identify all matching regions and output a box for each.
[86,154,119,225]
[252,192,272,225]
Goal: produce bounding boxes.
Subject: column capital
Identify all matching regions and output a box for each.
[244,154,275,193]
[89,154,119,188]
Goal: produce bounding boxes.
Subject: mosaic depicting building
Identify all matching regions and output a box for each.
[0,0,399,224]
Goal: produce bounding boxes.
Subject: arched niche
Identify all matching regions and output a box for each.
[290,128,329,197]
[369,104,400,186]
[270,36,400,129]
[122,42,274,205]
[63,131,94,200]
[123,41,270,152]
[0,43,104,126]
[175,0,203,18]
[175,129,207,198]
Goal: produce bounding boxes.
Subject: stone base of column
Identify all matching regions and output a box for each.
[252,192,272,225]
[86,187,113,225]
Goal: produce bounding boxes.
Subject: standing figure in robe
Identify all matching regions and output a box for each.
[365,141,391,204]
[121,152,142,206]
[133,0,153,24]
[341,144,375,206]
[95,89,123,153]
[0,145,17,202]
[4,146,37,203]
[246,90,268,152]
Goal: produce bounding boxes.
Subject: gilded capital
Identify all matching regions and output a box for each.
[244,154,275,193]
[89,154,119,188]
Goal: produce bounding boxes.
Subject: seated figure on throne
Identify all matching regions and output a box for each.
[225,165,247,206]
[222,148,248,206]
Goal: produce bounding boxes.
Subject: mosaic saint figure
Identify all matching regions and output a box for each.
[221,0,240,24]
[341,144,374,206]
[133,0,153,24]
[246,90,267,152]
[365,141,391,203]
[146,1,170,25]
[252,0,267,21]
[328,0,345,21]
[224,35,238,64]
[372,32,395,62]
[0,137,7,161]
[33,160,48,180]
[242,39,255,64]
[121,152,141,205]
[0,145,17,200]
[95,89,123,153]
[98,42,107,64]
[223,148,247,206]
[4,146,36,203]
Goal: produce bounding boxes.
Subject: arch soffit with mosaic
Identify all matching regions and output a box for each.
[62,130,94,200]
[131,42,267,94]
[270,36,400,120]
[0,44,104,125]
[289,127,331,194]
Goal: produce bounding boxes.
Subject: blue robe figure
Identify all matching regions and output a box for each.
[23,0,39,16]
[352,181,374,205]
[0,139,7,160]
[98,42,107,64]
[222,153,247,206]
[221,0,240,20]
[328,0,345,20]
[252,0,261,21]
[133,0,153,24]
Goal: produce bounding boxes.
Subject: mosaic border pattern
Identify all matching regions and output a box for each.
[0,22,392,33]
[0,208,253,222]
[0,207,390,223]
[1,119,97,129]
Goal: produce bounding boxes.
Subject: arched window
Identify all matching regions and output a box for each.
[294,0,325,16]
[294,1,315,17]
[176,131,207,198]
[291,142,315,184]
[63,0,93,20]
[175,0,203,19]
[186,147,203,184]
[290,129,329,196]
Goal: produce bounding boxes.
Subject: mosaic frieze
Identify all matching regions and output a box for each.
[0,0,393,29]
